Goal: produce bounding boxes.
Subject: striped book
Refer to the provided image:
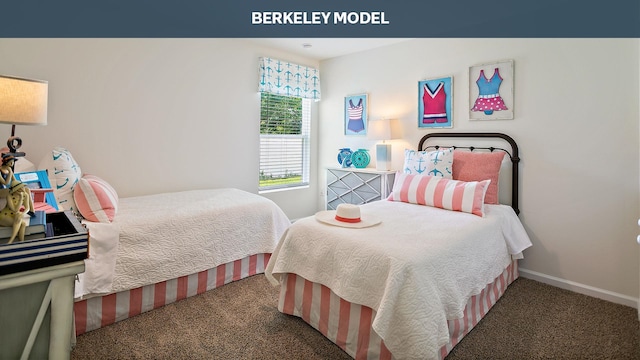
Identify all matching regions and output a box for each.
[0,211,88,276]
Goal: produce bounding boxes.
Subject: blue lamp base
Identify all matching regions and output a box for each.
[376,143,392,171]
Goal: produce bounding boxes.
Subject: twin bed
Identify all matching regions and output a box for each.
[265,132,532,360]
[73,188,291,335]
[73,132,531,360]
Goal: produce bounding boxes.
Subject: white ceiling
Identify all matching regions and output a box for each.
[248,38,412,61]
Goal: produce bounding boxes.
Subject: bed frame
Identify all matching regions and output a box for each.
[277,132,523,360]
[418,132,520,214]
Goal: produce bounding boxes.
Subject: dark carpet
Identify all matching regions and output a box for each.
[71,275,639,360]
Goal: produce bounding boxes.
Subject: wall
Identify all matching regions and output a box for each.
[318,39,640,303]
[0,38,320,220]
[1,38,638,304]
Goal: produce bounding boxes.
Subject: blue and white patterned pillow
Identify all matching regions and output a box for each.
[38,147,82,213]
[403,148,453,178]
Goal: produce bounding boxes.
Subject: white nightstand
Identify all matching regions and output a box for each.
[326,167,396,210]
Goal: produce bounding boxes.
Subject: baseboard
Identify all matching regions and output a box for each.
[518,268,639,310]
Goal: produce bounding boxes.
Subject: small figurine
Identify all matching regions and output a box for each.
[0,154,35,216]
[0,190,28,243]
[0,153,35,243]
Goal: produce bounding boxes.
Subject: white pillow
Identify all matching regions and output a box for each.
[403,148,453,178]
[38,147,82,213]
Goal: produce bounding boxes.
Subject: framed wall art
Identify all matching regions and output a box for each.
[469,60,514,120]
[418,76,453,128]
[344,93,368,136]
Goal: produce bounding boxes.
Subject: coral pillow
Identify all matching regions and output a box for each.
[403,147,453,178]
[38,147,82,213]
[388,172,490,217]
[73,175,119,223]
[452,151,505,205]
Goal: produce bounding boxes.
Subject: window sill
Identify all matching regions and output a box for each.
[259,184,309,195]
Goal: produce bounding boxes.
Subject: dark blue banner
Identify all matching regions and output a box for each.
[1,0,638,37]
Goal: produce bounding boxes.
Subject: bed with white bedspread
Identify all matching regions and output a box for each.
[74,188,291,334]
[265,132,532,360]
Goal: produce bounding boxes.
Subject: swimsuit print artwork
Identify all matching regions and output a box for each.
[418,76,453,128]
[469,60,514,120]
[344,94,368,135]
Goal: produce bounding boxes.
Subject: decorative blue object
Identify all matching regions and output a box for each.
[337,148,352,167]
[351,149,370,168]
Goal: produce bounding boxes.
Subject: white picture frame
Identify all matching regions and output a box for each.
[469,60,514,120]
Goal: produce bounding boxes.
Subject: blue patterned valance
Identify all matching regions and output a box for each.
[258,57,321,100]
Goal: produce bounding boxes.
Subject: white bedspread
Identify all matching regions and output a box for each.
[265,201,531,360]
[76,188,290,299]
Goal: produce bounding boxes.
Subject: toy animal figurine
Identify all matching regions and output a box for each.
[0,190,29,243]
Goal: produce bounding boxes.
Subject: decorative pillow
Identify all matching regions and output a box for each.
[452,151,505,205]
[73,175,119,223]
[403,147,453,178]
[38,147,82,213]
[388,172,490,217]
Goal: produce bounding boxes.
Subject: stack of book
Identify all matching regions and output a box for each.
[0,210,88,276]
[0,210,51,244]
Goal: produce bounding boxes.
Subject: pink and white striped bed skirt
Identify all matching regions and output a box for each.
[278,259,518,360]
[74,253,271,336]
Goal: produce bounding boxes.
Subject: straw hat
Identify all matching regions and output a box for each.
[315,203,381,228]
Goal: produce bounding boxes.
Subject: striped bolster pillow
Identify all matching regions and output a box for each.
[387,172,490,217]
[73,174,119,222]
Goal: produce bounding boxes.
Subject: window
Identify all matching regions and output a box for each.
[259,92,311,191]
[257,56,320,191]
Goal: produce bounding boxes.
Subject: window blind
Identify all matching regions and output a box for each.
[258,57,319,192]
[259,92,311,191]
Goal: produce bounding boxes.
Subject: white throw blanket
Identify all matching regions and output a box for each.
[266,201,531,360]
[76,188,291,299]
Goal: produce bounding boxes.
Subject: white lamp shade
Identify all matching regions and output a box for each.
[0,75,48,126]
[367,118,392,140]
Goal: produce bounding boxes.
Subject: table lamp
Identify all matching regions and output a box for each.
[0,75,48,162]
[367,118,396,171]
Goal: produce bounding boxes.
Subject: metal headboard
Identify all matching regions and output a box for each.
[418,132,520,215]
